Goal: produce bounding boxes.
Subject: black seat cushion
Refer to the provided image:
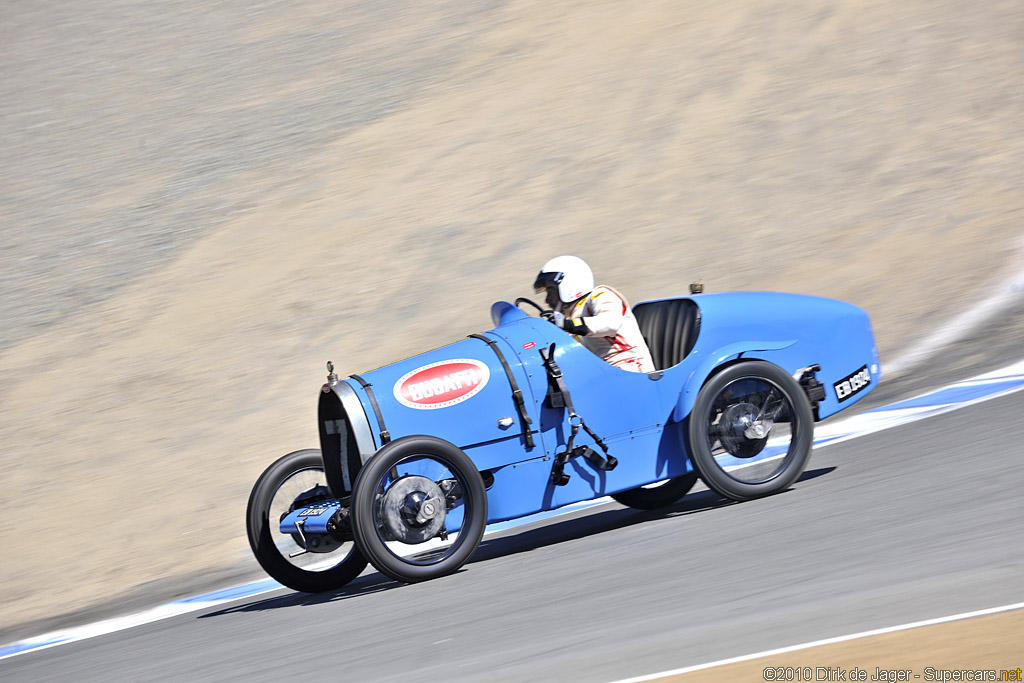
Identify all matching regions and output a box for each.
[633,299,701,370]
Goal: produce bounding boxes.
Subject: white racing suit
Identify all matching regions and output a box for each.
[562,285,655,373]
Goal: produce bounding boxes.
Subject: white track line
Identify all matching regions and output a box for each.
[605,601,1024,683]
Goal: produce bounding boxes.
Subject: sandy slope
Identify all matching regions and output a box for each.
[1,0,1022,636]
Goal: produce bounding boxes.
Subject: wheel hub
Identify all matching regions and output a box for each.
[719,402,771,458]
[744,421,770,440]
[380,475,447,544]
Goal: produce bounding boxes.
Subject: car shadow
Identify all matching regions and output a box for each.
[470,488,735,565]
[795,466,834,484]
[469,466,835,566]
[200,466,835,618]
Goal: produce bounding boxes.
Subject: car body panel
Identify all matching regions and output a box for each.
[312,291,881,527]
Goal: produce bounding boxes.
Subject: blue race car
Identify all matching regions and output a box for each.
[246,289,880,590]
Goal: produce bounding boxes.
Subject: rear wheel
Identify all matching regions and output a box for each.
[688,361,814,501]
[246,449,367,592]
[610,472,699,509]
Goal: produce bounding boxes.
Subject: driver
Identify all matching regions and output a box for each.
[533,255,656,373]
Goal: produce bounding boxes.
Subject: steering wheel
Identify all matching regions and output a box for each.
[515,297,555,322]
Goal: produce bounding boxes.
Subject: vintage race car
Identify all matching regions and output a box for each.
[246,289,881,591]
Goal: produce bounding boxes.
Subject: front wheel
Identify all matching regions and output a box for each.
[246,449,367,592]
[688,361,814,502]
[350,436,487,584]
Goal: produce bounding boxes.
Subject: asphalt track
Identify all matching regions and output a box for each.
[2,380,1021,682]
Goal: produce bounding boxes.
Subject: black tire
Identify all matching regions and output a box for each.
[246,449,367,592]
[687,361,814,502]
[610,471,699,509]
[350,436,487,584]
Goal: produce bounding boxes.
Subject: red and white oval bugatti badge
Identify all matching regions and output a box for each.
[393,359,491,410]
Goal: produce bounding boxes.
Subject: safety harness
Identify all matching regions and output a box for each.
[538,343,617,486]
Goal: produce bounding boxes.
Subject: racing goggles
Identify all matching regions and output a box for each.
[533,270,563,293]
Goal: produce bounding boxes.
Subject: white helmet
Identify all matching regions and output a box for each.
[533,255,594,304]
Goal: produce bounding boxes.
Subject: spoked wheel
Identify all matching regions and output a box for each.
[246,449,367,592]
[688,361,814,501]
[611,471,699,510]
[350,436,488,584]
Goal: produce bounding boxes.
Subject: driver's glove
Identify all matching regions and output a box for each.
[551,312,589,335]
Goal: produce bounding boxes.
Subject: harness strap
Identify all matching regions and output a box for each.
[468,334,535,449]
[539,344,616,485]
[349,374,390,446]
